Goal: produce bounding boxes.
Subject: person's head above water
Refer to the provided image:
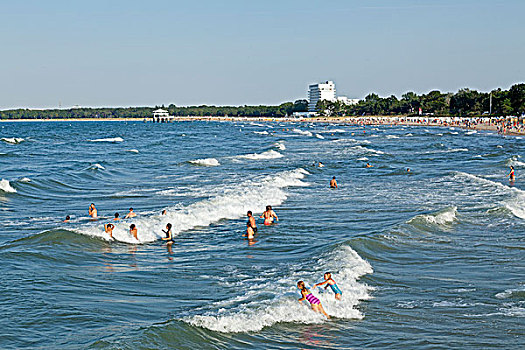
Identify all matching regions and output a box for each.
[297,280,307,291]
[324,272,332,280]
[166,223,172,230]
[114,212,119,218]
[510,166,514,170]
[65,215,70,220]
[266,205,271,211]
[129,207,133,211]
[162,209,167,215]
[332,176,336,179]
[247,211,252,216]
[130,224,136,230]
[90,203,95,208]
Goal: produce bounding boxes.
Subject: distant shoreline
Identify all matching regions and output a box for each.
[1,115,523,135]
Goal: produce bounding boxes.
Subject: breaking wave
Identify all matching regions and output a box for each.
[1,137,25,144]
[189,158,220,167]
[292,128,313,137]
[74,168,309,243]
[89,137,124,142]
[237,150,283,160]
[0,179,17,193]
[407,206,458,227]
[185,245,373,333]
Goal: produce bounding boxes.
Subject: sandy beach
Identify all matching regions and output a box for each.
[3,115,523,135]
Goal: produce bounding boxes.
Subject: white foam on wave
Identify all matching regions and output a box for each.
[318,129,346,134]
[466,130,477,135]
[273,141,286,150]
[18,177,31,183]
[89,137,124,142]
[237,150,283,160]
[254,131,269,135]
[1,137,25,144]
[408,207,458,226]
[0,179,17,193]
[508,156,525,167]
[386,135,399,139]
[126,149,139,153]
[351,145,384,155]
[315,133,325,139]
[406,133,413,136]
[357,157,369,161]
[454,172,525,220]
[87,163,105,170]
[189,158,220,167]
[185,245,373,333]
[292,128,313,137]
[75,168,310,243]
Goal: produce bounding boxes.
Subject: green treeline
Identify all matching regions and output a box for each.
[318,83,525,117]
[0,84,523,119]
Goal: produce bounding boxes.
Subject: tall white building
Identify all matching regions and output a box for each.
[308,81,336,112]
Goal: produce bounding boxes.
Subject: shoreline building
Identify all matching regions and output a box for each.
[308,81,336,112]
[152,108,174,122]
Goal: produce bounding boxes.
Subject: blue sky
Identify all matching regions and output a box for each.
[1,0,523,109]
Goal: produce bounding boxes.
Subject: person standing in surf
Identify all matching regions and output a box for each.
[509,166,515,181]
[246,211,257,236]
[130,224,138,240]
[330,176,338,188]
[125,207,137,219]
[162,223,174,245]
[260,205,278,225]
[297,281,330,318]
[88,203,98,218]
[314,272,342,300]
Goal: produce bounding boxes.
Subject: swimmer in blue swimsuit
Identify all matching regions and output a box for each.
[314,272,342,300]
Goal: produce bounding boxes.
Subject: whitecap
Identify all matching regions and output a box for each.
[386,135,399,139]
[89,137,124,142]
[1,137,25,144]
[408,206,458,226]
[315,134,325,139]
[189,158,220,167]
[237,150,283,160]
[254,131,269,135]
[18,177,31,183]
[126,149,139,153]
[0,179,17,193]
[292,128,313,137]
[87,163,105,170]
[273,141,286,150]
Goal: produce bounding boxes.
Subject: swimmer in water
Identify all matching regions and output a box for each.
[509,166,515,181]
[162,223,173,245]
[314,272,342,300]
[104,223,115,239]
[129,224,138,240]
[161,209,167,215]
[246,211,257,236]
[407,168,411,173]
[125,207,137,219]
[63,215,70,223]
[297,281,330,318]
[330,176,338,188]
[88,203,98,218]
[260,205,278,225]
[366,163,373,168]
[318,162,324,168]
[114,212,120,221]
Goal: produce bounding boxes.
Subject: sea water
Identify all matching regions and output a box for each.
[0,121,523,349]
